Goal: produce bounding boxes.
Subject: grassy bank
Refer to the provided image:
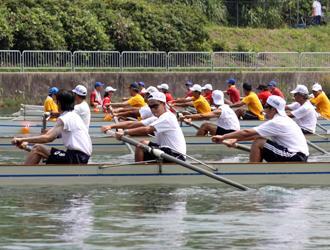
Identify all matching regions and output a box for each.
[208,25,330,52]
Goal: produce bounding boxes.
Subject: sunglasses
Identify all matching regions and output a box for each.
[148,104,160,110]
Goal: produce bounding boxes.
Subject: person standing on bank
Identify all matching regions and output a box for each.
[114,92,186,162]
[212,95,309,162]
[72,84,91,129]
[286,84,317,134]
[12,90,92,165]
[312,0,322,25]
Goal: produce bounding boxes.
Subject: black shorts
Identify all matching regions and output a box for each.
[262,140,308,162]
[144,142,186,162]
[216,126,235,135]
[301,128,313,135]
[46,148,90,164]
[242,111,259,120]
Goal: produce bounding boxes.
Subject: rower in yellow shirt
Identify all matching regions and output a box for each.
[230,83,264,120]
[171,84,211,114]
[310,83,330,119]
[44,87,59,121]
[110,83,146,119]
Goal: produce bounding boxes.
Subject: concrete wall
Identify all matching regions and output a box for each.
[0,71,330,104]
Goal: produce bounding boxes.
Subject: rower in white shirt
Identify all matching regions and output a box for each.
[212,95,309,162]
[113,92,186,162]
[72,84,91,128]
[285,84,317,134]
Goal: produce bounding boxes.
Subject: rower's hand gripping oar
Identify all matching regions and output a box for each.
[12,138,33,152]
[108,106,135,155]
[106,130,250,191]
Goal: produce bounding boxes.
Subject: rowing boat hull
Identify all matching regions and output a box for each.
[0,162,329,186]
[1,135,329,154]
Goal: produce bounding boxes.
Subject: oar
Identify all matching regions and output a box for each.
[316,123,329,134]
[108,106,135,155]
[106,130,250,191]
[41,112,50,133]
[306,140,329,154]
[12,140,33,152]
[179,115,251,153]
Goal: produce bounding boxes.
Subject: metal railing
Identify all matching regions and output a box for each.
[1,50,330,72]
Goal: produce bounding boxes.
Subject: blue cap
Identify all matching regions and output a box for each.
[95,82,104,88]
[185,81,193,86]
[130,82,139,89]
[226,78,236,84]
[49,87,59,95]
[138,81,145,87]
[268,81,277,87]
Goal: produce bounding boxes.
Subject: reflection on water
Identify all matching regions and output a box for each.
[0,185,330,249]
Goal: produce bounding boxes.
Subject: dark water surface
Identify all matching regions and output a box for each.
[0,185,330,250]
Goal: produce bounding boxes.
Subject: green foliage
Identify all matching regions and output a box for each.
[0,7,13,49]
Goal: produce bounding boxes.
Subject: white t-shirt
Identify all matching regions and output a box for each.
[74,101,91,128]
[287,101,317,133]
[216,104,240,131]
[139,105,153,120]
[254,114,309,156]
[59,111,92,156]
[142,111,186,155]
[313,1,322,16]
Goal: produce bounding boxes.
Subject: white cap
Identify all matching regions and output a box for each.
[266,95,286,116]
[105,86,117,92]
[145,86,159,93]
[190,84,202,92]
[212,90,224,106]
[157,83,169,90]
[72,85,87,96]
[148,92,166,103]
[290,84,309,95]
[202,84,213,91]
[312,83,322,91]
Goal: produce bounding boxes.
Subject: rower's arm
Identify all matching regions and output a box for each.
[174,101,194,107]
[110,101,130,108]
[172,97,193,104]
[230,101,244,108]
[102,121,144,132]
[123,125,154,136]
[213,129,259,143]
[184,110,219,120]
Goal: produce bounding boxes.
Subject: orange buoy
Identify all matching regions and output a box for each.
[21,126,30,134]
[93,108,100,113]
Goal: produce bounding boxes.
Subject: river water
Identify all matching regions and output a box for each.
[1,109,330,249]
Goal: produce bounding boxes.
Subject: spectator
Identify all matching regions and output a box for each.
[312,0,322,25]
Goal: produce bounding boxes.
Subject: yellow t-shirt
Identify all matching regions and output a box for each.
[192,95,211,114]
[311,92,330,119]
[44,96,58,121]
[242,92,265,120]
[127,94,145,108]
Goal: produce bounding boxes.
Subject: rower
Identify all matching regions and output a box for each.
[286,84,317,134]
[90,82,104,109]
[12,90,92,165]
[310,82,330,119]
[138,82,146,96]
[112,92,186,162]
[256,84,272,106]
[171,84,211,114]
[202,84,213,105]
[72,84,91,129]
[44,86,59,121]
[102,86,117,113]
[224,78,240,104]
[267,80,284,98]
[180,90,240,136]
[185,81,194,98]
[212,95,309,162]
[231,83,265,120]
[157,83,174,102]
[105,86,158,121]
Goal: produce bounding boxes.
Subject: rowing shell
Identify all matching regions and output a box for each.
[1,134,329,155]
[1,118,330,137]
[0,161,329,186]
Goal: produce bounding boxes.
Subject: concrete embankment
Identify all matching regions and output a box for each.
[0,71,330,104]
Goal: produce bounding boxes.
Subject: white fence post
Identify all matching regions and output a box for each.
[212,52,256,70]
[168,52,212,71]
[73,51,121,71]
[0,50,21,71]
[121,51,167,71]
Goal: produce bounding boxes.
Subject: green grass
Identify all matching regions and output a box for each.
[207,25,330,52]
